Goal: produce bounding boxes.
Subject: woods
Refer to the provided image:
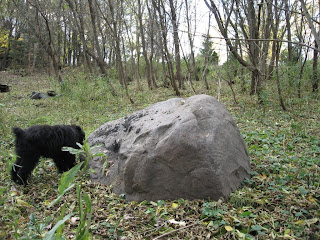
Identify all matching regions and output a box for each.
[0,0,319,105]
[0,0,319,239]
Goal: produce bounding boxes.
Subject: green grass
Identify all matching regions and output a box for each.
[0,71,319,239]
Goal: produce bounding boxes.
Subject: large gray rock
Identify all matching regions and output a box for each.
[88,94,250,201]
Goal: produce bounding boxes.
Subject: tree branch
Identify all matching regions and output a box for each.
[299,0,320,48]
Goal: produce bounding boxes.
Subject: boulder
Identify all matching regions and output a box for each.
[87,94,250,201]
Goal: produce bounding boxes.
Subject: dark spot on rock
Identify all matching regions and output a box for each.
[136,128,141,134]
[112,139,121,153]
[122,120,130,132]
[109,125,119,134]
[137,113,144,118]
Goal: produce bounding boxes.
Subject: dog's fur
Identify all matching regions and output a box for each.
[11,125,85,185]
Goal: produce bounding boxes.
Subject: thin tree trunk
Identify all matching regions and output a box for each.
[312,40,318,92]
[299,0,320,47]
[65,0,92,74]
[275,42,286,111]
[135,18,142,90]
[152,0,180,96]
[184,0,198,82]
[31,42,38,72]
[88,0,108,76]
[34,7,62,81]
[285,1,293,62]
[298,45,310,98]
[169,0,184,89]
[268,39,277,80]
[137,0,152,89]
[147,2,158,89]
[202,13,211,90]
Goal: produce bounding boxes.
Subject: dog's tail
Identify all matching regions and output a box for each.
[12,127,25,138]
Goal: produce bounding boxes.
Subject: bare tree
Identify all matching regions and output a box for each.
[152,0,180,95]
[299,0,319,92]
[25,0,63,81]
[184,0,199,82]
[275,41,287,111]
[88,0,108,75]
[146,1,159,89]
[285,1,293,62]
[204,0,281,102]
[299,0,320,47]
[65,0,93,73]
[137,0,153,89]
[168,0,184,89]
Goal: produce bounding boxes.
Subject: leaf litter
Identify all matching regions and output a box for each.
[0,73,319,239]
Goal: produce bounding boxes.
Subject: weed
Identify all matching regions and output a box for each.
[0,72,319,239]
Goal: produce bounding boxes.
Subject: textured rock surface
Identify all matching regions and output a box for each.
[88,94,250,201]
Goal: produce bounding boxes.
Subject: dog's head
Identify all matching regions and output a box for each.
[72,125,86,145]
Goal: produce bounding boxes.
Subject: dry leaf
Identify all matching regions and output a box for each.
[168,219,186,226]
[225,225,233,232]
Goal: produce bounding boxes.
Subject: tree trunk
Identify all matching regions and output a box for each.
[298,46,310,98]
[268,39,277,80]
[202,13,211,90]
[275,42,286,111]
[34,8,62,81]
[65,0,92,74]
[285,1,293,62]
[248,0,261,95]
[169,0,184,89]
[312,40,319,92]
[135,18,142,90]
[204,0,269,100]
[185,0,198,82]
[31,42,38,72]
[152,0,180,96]
[88,0,108,76]
[137,0,152,89]
[147,2,158,89]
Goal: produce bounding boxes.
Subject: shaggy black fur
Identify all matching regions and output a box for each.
[11,125,85,185]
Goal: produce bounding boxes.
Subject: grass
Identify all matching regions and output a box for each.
[0,70,319,239]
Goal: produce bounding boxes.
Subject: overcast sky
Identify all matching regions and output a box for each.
[179,0,228,63]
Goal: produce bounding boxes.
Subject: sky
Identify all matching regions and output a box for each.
[179,0,228,63]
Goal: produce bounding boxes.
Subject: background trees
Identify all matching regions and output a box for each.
[0,0,318,106]
[204,0,319,105]
[1,2,319,237]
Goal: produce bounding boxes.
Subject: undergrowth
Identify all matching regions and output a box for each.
[0,71,319,239]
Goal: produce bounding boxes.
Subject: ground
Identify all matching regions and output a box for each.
[0,70,319,239]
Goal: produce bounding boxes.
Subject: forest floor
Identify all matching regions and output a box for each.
[0,71,319,239]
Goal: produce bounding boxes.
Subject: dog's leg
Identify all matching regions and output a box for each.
[53,153,76,173]
[11,156,24,184]
[11,153,40,185]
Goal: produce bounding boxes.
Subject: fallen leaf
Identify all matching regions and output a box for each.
[294,220,305,225]
[16,197,31,207]
[260,174,267,180]
[168,219,186,226]
[172,203,179,209]
[305,218,318,226]
[225,225,233,232]
[70,217,80,225]
[308,195,316,203]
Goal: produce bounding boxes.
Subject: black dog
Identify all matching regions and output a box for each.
[11,125,85,185]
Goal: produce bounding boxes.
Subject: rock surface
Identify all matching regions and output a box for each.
[87,94,250,201]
